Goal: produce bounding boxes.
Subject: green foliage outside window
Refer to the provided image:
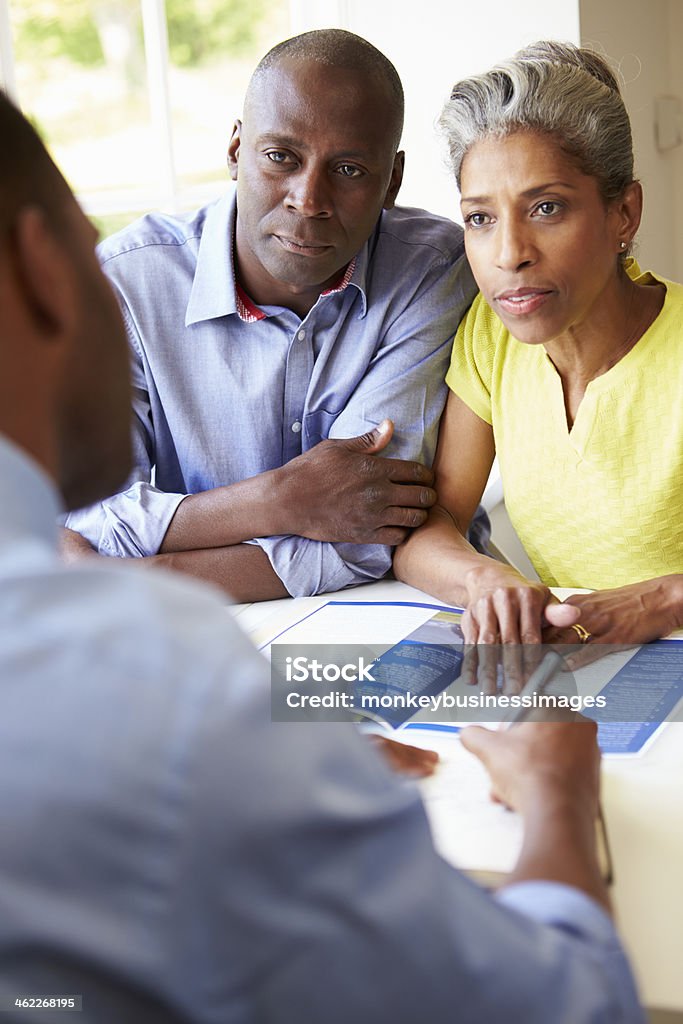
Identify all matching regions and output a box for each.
[13,0,105,67]
[12,0,269,70]
[166,0,267,67]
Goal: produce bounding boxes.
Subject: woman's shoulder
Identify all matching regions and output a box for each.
[447,293,523,412]
[458,291,507,335]
[629,260,683,305]
[630,263,683,349]
[454,292,533,371]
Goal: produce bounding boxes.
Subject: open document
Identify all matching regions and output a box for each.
[263,599,683,756]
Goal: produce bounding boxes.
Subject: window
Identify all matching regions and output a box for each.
[2,0,291,235]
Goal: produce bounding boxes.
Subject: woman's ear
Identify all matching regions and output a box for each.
[615,180,643,247]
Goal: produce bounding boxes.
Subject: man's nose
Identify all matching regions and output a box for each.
[285,166,332,218]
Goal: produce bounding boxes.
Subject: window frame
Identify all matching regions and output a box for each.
[0,0,348,219]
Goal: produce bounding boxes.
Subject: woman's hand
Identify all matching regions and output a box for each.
[461,563,581,692]
[463,562,580,644]
[543,575,683,649]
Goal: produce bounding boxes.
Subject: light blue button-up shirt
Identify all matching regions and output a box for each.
[0,434,645,1023]
[66,192,486,596]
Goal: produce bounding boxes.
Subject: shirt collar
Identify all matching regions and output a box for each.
[185,188,372,326]
[185,192,239,327]
[0,434,62,550]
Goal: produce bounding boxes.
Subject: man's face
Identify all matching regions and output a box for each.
[228,57,403,313]
[57,198,133,511]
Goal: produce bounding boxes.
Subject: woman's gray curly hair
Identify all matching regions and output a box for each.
[439,40,634,204]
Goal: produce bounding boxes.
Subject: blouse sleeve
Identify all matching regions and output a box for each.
[445,292,502,426]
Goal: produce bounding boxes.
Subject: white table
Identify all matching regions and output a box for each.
[231,579,683,1013]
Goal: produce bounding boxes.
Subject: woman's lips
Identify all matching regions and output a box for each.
[495,289,553,316]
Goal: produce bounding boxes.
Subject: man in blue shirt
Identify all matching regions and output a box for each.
[63,29,484,601]
[0,89,644,1024]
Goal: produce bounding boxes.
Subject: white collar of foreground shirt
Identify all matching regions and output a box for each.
[0,433,62,550]
[185,188,371,328]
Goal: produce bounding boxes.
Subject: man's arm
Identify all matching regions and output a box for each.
[462,719,609,909]
[59,526,291,599]
[158,420,435,554]
[63,418,436,598]
[149,543,289,601]
[192,674,642,1023]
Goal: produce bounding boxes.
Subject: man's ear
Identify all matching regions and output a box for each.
[227,120,242,182]
[382,151,405,210]
[12,205,75,339]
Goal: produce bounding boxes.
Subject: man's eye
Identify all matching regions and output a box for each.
[336,164,363,178]
[266,151,291,164]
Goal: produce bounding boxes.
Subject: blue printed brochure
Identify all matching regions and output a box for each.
[265,600,683,757]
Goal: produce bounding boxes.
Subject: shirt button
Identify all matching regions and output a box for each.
[297,329,306,341]
[291,421,302,433]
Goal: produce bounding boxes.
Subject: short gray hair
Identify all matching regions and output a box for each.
[439,40,634,203]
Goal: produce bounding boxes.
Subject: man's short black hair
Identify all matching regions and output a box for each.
[251,28,404,150]
[0,90,71,237]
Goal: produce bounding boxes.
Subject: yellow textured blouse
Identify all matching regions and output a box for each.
[446,264,683,589]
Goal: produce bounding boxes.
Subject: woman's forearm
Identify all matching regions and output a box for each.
[393,504,500,606]
[395,505,565,645]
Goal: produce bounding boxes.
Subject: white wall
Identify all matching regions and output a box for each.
[668,0,683,281]
[290,0,683,278]
[580,0,681,279]
[291,0,580,220]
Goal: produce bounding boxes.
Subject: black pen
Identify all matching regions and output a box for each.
[502,650,565,728]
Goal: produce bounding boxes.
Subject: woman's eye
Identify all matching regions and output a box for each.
[465,212,490,227]
[535,201,561,216]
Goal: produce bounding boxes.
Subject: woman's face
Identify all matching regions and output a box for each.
[460,131,626,345]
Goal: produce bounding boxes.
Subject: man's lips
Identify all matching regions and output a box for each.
[274,235,333,256]
[494,287,554,316]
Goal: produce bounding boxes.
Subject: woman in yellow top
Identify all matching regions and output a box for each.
[395,41,683,647]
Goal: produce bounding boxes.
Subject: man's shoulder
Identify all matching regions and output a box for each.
[375,205,465,262]
[22,554,264,690]
[97,196,224,267]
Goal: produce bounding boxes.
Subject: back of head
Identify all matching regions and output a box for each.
[249,28,404,150]
[0,90,132,511]
[0,90,71,241]
[439,40,633,202]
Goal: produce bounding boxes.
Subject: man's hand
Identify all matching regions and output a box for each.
[160,418,435,557]
[462,718,608,908]
[59,527,98,564]
[368,735,439,778]
[461,719,600,818]
[276,419,437,545]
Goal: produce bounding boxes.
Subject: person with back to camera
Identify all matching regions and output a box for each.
[0,86,644,1023]
[395,41,683,650]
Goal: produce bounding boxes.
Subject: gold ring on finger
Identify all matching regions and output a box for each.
[571,623,592,644]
